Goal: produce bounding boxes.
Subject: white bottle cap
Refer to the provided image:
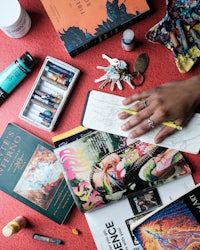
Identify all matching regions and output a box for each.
[0,0,21,27]
[123,29,135,43]
[122,29,135,51]
[0,0,31,38]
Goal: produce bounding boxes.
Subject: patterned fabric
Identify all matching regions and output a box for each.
[146,0,200,73]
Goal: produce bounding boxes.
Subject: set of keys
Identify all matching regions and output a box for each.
[95,53,149,91]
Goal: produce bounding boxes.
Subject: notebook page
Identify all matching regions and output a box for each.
[81,90,200,154]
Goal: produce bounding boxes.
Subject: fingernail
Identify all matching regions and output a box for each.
[155,137,163,144]
[128,132,136,139]
[121,124,127,130]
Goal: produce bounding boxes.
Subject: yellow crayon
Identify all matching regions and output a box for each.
[121,108,182,131]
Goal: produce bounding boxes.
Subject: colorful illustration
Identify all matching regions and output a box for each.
[133,191,200,249]
[55,131,191,212]
[14,145,64,210]
[146,0,200,73]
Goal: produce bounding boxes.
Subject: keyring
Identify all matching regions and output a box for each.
[131,71,144,86]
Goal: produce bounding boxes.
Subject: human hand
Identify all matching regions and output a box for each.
[118,75,200,143]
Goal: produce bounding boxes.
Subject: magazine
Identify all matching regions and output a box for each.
[54,129,192,213]
[85,176,195,250]
[132,183,200,249]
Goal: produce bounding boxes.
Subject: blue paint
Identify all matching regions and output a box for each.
[0,52,36,104]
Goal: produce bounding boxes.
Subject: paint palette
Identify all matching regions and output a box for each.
[19,56,80,131]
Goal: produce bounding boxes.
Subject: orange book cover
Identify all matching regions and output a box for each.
[41,0,150,57]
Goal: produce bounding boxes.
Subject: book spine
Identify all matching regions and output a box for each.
[68,11,150,57]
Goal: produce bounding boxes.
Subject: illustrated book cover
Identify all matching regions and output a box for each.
[40,0,151,57]
[81,90,200,154]
[0,123,74,224]
[132,183,200,250]
[54,128,192,213]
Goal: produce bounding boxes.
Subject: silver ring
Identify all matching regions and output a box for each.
[141,99,148,108]
[147,118,155,129]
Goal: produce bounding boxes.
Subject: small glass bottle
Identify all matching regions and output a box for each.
[121,29,135,51]
[2,216,27,237]
[0,51,37,104]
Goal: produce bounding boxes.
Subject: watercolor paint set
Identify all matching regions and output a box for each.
[19,56,80,131]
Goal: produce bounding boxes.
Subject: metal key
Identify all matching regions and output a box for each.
[98,77,112,89]
[102,54,120,66]
[110,73,120,91]
[95,65,116,84]
[121,74,135,89]
[116,79,123,90]
[94,73,108,83]
[117,60,127,70]
[96,65,113,71]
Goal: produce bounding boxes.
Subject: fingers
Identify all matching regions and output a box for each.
[120,105,183,139]
[154,118,184,143]
[118,99,150,120]
[154,127,176,144]
[126,119,153,138]
[120,90,187,142]
[122,90,151,105]
[125,119,176,141]
[120,105,153,130]
[121,112,159,138]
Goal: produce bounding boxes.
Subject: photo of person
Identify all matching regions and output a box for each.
[128,188,162,216]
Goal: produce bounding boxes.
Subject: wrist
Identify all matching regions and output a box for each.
[185,75,200,109]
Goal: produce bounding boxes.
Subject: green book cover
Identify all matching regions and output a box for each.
[0,123,74,224]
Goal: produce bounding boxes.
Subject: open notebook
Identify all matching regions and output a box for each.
[81,90,200,154]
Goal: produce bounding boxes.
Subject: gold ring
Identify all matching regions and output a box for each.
[147,118,155,129]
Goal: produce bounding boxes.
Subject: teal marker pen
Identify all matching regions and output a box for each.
[0,52,36,104]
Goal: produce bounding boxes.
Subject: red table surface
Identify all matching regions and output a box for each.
[0,0,200,249]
